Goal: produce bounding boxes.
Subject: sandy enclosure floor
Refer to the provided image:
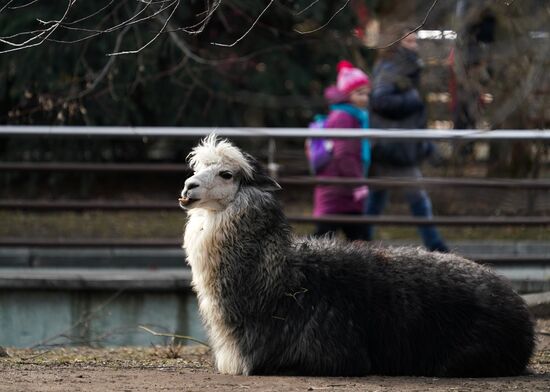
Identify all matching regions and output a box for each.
[1,320,549,392]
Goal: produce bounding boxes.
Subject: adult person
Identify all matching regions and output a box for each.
[366,30,449,252]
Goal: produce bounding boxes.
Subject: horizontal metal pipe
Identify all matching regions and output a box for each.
[0,200,179,210]
[0,162,190,173]
[279,176,550,189]
[1,126,550,140]
[0,238,179,247]
[289,214,550,226]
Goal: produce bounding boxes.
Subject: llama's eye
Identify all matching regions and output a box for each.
[219,171,233,180]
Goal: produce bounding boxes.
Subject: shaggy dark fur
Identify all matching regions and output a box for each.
[184,144,535,377]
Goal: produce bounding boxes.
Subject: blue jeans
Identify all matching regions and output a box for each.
[365,168,449,253]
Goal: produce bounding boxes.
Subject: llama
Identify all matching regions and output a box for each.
[179,134,534,377]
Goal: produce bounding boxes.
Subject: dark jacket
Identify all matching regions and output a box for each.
[369,47,433,167]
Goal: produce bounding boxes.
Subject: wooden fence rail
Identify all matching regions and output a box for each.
[2,162,550,189]
[1,199,549,226]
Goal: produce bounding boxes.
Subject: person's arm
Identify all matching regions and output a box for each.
[370,66,424,118]
[371,86,423,118]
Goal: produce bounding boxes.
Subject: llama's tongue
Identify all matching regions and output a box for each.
[179,196,200,207]
[179,196,192,206]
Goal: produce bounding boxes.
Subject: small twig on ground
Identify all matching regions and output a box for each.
[31,289,125,349]
[19,350,52,362]
[138,325,210,347]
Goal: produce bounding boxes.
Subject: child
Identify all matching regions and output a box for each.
[313,60,371,240]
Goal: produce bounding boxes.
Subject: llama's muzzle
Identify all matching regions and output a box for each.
[180,180,200,208]
[179,193,199,208]
[179,196,192,207]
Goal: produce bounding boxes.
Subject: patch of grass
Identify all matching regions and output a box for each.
[374,225,550,241]
[0,210,547,241]
[0,211,185,240]
[292,222,548,241]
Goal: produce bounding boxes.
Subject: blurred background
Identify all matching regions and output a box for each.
[0,0,548,348]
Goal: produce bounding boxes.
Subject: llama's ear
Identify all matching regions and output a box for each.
[251,173,282,192]
[241,153,282,192]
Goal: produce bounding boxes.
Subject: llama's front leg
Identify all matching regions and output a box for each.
[214,343,247,375]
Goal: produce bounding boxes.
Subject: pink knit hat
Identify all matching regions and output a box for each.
[336,60,370,95]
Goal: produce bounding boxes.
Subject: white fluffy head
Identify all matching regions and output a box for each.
[180,134,266,211]
[187,134,253,180]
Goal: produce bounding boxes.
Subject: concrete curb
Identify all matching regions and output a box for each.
[0,268,193,291]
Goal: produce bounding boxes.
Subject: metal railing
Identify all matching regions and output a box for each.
[1,125,550,140]
[1,126,549,249]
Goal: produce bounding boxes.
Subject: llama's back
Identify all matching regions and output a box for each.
[275,237,535,377]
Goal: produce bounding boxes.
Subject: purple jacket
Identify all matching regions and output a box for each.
[313,110,364,216]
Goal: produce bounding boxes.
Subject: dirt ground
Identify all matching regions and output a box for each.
[2,320,549,392]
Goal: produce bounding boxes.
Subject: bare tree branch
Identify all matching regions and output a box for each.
[71,24,132,99]
[371,0,441,49]
[171,0,221,35]
[8,0,40,10]
[0,0,73,54]
[211,0,276,47]
[63,0,115,26]
[0,0,16,13]
[489,32,550,128]
[159,13,218,64]
[108,0,179,56]
[294,0,320,16]
[0,0,443,54]
[294,0,351,35]
[138,325,210,347]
